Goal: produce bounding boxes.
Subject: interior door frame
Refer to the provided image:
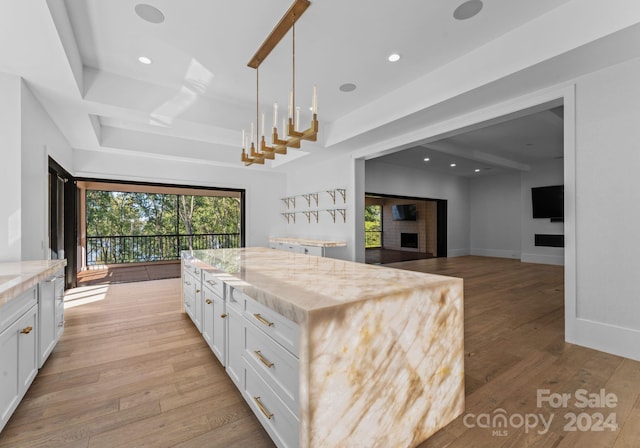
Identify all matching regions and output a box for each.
[48,157,77,289]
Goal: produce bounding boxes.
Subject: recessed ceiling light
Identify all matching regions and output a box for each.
[339,83,357,93]
[453,0,483,20]
[135,4,165,24]
[388,53,401,62]
[423,157,430,162]
[474,169,481,172]
[450,163,457,167]
[138,56,152,65]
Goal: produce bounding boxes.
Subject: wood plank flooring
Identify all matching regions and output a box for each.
[1,256,638,447]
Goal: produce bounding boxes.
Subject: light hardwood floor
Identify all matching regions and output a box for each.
[1,256,638,447]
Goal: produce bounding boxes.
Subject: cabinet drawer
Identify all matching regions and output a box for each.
[300,245,323,256]
[182,261,202,279]
[227,286,243,312]
[244,319,299,414]
[244,363,299,448]
[202,271,224,298]
[238,290,299,356]
[0,286,37,331]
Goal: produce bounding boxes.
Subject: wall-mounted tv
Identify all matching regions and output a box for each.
[531,185,564,219]
[391,204,417,221]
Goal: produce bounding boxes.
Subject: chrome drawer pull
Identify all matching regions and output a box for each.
[20,326,33,334]
[206,280,217,286]
[205,299,212,305]
[253,396,273,419]
[254,350,274,368]
[253,313,274,327]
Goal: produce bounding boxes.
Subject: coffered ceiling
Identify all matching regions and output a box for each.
[2,1,640,172]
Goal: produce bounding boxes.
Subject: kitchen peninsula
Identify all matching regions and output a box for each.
[182,248,464,447]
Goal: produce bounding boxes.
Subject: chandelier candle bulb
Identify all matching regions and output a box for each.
[296,107,300,131]
[289,91,293,118]
[261,113,265,137]
[313,85,317,114]
[250,122,254,143]
[282,118,287,137]
[273,103,278,127]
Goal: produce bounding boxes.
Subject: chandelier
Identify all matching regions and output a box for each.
[241,0,318,166]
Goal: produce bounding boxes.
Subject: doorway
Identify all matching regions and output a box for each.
[364,193,447,264]
[48,157,77,289]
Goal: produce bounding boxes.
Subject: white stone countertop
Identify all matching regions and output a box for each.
[183,247,460,324]
[0,260,67,306]
[268,237,346,247]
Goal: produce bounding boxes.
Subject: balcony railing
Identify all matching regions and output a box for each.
[86,233,241,266]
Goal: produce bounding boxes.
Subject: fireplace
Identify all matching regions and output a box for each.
[401,233,418,248]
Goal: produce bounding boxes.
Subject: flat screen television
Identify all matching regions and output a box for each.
[531,185,564,219]
[391,204,417,221]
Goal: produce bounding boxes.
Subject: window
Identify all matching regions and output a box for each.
[365,205,382,248]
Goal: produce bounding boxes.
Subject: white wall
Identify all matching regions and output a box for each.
[469,173,522,259]
[20,82,73,260]
[364,160,470,257]
[283,153,354,260]
[468,159,564,264]
[521,160,564,265]
[73,150,287,248]
[0,73,22,261]
[567,56,640,358]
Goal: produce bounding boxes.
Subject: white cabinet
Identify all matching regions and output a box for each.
[182,259,301,447]
[38,269,64,368]
[202,280,226,366]
[225,296,243,390]
[182,267,202,331]
[211,293,226,365]
[0,286,39,433]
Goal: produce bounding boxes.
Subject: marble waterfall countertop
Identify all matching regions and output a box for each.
[268,237,346,248]
[184,247,465,447]
[0,259,67,306]
[185,247,455,323]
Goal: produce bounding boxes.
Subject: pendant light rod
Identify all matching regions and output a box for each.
[247,0,310,69]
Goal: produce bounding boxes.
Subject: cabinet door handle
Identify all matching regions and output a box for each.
[206,280,217,286]
[220,313,228,319]
[253,313,274,327]
[20,326,33,334]
[254,350,274,368]
[205,299,212,305]
[58,321,64,327]
[195,289,201,293]
[253,396,274,420]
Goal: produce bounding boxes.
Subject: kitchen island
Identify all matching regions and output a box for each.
[182,247,464,448]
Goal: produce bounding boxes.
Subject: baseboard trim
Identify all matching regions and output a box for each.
[447,248,470,257]
[567,318,640,362]
[471,248,521,259]
[521,253,564,265]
